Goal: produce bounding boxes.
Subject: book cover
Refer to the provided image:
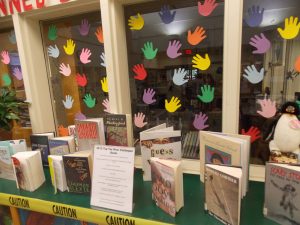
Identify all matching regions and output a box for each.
[104,114,129,146]
[30,133,54,166]
[63,156,91,194]
[151,160,176,217]
[205,165,240,225]
[8,139,27,153]
[49,140,69,156]
[0,144,14,180]
[264,163,300,225]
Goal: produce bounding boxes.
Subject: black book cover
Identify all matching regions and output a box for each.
[30,135,51,166]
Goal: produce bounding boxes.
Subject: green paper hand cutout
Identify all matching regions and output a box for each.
[197,85,214,103]
[48,25,57,41]
[83,93,96,108]
[2,73,11,86]
[296,100,300,110]
[141,42,158,60]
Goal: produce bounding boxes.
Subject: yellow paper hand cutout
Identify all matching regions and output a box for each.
[63,39,76,55]
[277,16,300,40]
[128,13,144,30]
[100,77,108,93]
[192,53,211,71]
[165,96,181,113]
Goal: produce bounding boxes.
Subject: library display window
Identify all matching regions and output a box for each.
[0,28,32,141]
[41,12,108,129]
[124,0,224,158]
[240,0,300,165]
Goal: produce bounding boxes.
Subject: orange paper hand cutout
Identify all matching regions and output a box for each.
[95,26,104,44]
[187,26,207,46]
[58,125,69,137]
[294,56,300,72]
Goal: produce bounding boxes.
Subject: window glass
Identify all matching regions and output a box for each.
[125,0,224,158]
[0,27,32,142]
[41,12,108,131]
[240,0,300,165]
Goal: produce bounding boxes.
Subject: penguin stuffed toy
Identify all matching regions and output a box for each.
[269,102,300,153]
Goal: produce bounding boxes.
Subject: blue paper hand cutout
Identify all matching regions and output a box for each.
[48,45,60,58]
[244,5,264,27]
[159,5,176,24]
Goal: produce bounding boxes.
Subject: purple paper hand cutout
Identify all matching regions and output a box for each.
[12,67,23,80]
[193,112,209,130]
[159,5,176,24]
[143,88,156,105]
[249,33,271,54]
[167,40,182,59]
[244,5,264,27]
[80,48,92,64]
[78,19,90,36]
[75,112,87,120]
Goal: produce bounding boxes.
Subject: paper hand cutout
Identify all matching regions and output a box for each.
[100,52,106,67]
[76,73,87,87]
[244,5,264,27]
[78,19,90,36]
[289,119,300,130]
[1,51,10,65]
[141,42,158,60]
[165,97,181,113]
[167,40,182,59]
[198,0,218,17]
[188,26,207,46]
[243,65,264,84]
[12,67,23,80]
[134,112,147,128]
[192,54,211,71]
[62,95,74,109]
[59,63,71,76]
[249,33,271,54]
[128,13,144,30]
[102,98,111,113]
[159,5,176,24]
[197,85,214,103]
[2,74,11,86]
[8,30,16,44]
[193,112,209,130]
[133,64,147,80]
[63,39,76,55]
[95,26,104,43]
[241,126,261,143]
[48,25,57,41]
[277,16,300,40]
[294,57,300,72]
[80,48,92,64]
[100,77,108,93]
[143,88,156,104]
[257,96,276,118]
[296,100,300,110]
[58,125,69,137]
[173,68,188,86]
[47,45,60,58]
[84,94,96,108]
[75,112,86,120]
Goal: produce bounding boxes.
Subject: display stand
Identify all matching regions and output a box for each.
[0,168,277,225]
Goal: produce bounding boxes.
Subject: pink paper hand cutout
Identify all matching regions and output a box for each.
[289,119,300,130]
[257,96,276,118]
[102,98,111,113]
[241,126,261,143]
[198,0,218,17]
[76,73,87,87]
[12,67,23,80]
[134,112,147,128]
[80,48,92,64]
[133,64,147,80]
[193,112,209,130]
[1,51,10,65]
[167,40,182,59]
[59,63,71,76]
[143,88,156,104]
[249,33,271,54]
[78,19,90,36]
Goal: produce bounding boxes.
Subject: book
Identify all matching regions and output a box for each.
[150,158,184,217]
[49,136,75,155]
[62,150,93,194]
[140,124,182,181]
[264,163,300,225]
[205,164,242,225]
[104,114,133,147]
[75,118,105,151]
[199,131,250,197]
[8,139,27,153]
[68,125,78,151]
[11,151,45,191]
[30,132,55,165]
[48,155,68,193]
